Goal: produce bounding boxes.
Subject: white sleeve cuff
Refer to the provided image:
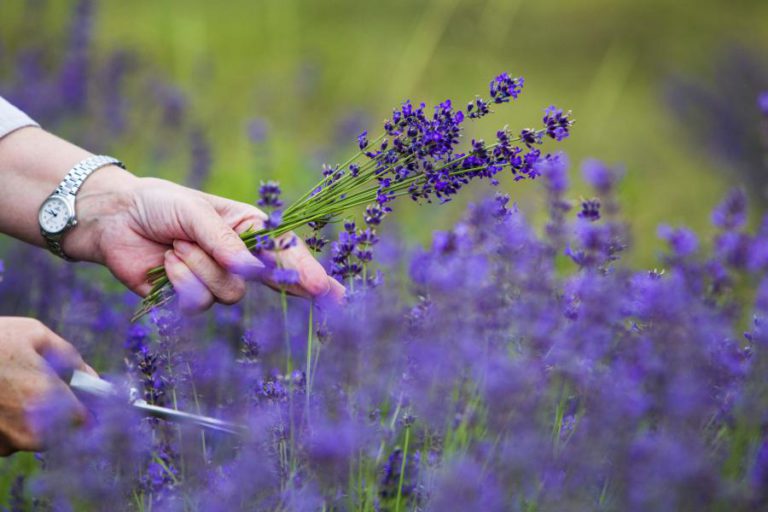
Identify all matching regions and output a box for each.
[0,95,39,139]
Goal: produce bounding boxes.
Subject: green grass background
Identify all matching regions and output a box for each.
[2,0,768,258]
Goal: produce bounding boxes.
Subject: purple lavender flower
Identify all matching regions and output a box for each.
[257,180,284,210]
[759,92,768,116]
[357,130,369,150]
[658,224,699,258]
[666,47,768,204]
[581,158,622,194]
[57,0,93,109]
[712,187,748,230]
[543,105,572,141]
[466,97,490,119]
[578,198,601,222]
[489,72,524,104]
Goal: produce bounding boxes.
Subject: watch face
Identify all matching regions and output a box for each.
[39,197,71,234]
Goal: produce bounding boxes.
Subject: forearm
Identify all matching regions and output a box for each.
[0,127,139,261]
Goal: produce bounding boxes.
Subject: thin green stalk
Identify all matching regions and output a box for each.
[394,425,411,512]
[132,490,145,512]
[279,277,297,483]
[186,362,208,460]
[376,393,403,464]
[305,300,314,425]
[283,132,385,215]
[167,350,186,480]
[152,454,180,485]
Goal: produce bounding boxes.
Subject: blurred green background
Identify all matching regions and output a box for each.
[2,0,768,264]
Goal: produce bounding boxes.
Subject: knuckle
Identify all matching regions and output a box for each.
[4,422,42,453]
[218,229,243,250]
[25,318,48,339]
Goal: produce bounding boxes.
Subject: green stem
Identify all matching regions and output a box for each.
[186,362,208,461]
[394,425,411,512]
[305,300,314,425]
[280,284,298,484]
[283,133,384,216]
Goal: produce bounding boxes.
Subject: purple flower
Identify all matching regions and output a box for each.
[258,180,284,209]
[578,199,601,222]
[489,72,524,104]
[712,187,747,230]
[581,158,622,194]
[466,97,490,119]
[357,130,369,150]
[658,224,699,258]
[758,91,768,116]
[543,105,573,141]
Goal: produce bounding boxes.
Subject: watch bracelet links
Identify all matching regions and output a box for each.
[56,155,126,197]
[45,155,126,260]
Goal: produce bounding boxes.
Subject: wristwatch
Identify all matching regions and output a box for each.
[38,155,125,260]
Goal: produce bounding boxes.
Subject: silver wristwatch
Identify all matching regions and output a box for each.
[38,155,125,260]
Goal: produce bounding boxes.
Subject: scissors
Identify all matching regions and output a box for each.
[68,370,246,436]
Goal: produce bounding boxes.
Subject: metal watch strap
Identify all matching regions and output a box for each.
[43,155,125,260]
[44,236,71,261]
[56,155,125,197]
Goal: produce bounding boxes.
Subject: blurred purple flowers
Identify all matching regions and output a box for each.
[4,152,768,510]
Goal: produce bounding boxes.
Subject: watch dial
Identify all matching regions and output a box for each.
[39,197,70,234]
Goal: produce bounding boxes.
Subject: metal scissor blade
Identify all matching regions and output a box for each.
[131,400,245,435]
[69,370,245,436]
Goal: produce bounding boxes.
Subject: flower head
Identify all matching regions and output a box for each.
[257,180,284,209]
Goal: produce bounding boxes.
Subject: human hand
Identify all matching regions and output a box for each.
[64,169,344,312]
[0,317,95,455]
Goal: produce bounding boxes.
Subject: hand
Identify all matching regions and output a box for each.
[0,317,95,455]
[64,169,344,313]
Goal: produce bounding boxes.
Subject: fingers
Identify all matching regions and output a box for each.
[29,320,93,380]
[262,236,346,302]
[23,364,90,452]
[179,192,344,303]
[4,321,93,451]
[178,200,264,278]
[172,240,247,305]
[327,276,346,301]
[164,250,215,313]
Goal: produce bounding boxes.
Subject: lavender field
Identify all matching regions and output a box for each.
[2,1,768,511]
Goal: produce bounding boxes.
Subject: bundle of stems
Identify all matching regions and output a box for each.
[133,73,572,321]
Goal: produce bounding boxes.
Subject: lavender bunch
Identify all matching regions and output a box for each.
[134,72,573,318]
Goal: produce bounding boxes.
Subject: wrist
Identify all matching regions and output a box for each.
[60,165,141,263]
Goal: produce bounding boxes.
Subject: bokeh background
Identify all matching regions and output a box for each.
[1,0,767,264]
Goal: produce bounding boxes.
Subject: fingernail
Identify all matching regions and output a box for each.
[173,240,192,255]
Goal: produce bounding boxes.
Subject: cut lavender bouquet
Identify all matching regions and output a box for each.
[133,73,573,319]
